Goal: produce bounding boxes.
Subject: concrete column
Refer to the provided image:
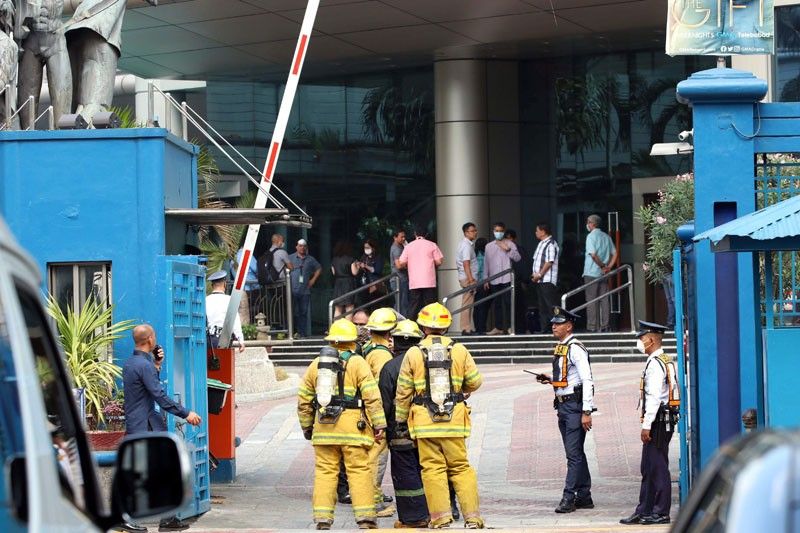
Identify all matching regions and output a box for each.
[434,60,520,302]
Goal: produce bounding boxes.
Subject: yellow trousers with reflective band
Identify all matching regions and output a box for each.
[368,438,389,503]
[313,444,376,524]
[417,437,483,527]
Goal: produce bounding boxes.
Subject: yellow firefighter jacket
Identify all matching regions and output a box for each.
[363,337,393,383]
[394,335,482,439]
[298,351,387,447]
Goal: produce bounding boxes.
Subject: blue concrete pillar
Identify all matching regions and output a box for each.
[677,68,766,467]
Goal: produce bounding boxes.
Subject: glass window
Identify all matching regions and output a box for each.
[775,6,800,102]
[47,262,111,314]
[17,285,93,515]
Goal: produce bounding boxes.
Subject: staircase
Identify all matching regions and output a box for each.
[268,332,677,366]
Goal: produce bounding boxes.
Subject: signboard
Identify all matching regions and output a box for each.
[666,0,774,56]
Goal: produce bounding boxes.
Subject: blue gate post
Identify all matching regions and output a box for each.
[676,68,767,468]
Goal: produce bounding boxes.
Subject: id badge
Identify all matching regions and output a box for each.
[299,273,304,284]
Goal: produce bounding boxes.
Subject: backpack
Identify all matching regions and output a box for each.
[257,249,281,285]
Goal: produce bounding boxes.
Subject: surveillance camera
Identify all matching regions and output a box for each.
[678,129,693,142]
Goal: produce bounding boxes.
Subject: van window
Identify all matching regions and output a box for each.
[17,286,92,514]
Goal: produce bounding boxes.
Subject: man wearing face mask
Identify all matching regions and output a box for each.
[483,222,521,335]
[620,321,678,526]
[353,239,385,313]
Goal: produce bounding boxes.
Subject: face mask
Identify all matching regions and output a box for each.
[493,231,504,240]
[635,339,646,354]
[586,224,592,232]
[364,247,372,255]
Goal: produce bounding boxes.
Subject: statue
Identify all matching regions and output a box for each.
[64,0,156,125]
[0,0,18,126]
[16,0,72,130]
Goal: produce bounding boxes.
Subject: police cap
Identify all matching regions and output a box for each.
[550,306,579,323]
[208,270,228,282]
[635,320,667,338]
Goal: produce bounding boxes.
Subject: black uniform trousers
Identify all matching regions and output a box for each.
[390,446,429,524]
[535,282,560,331]
[557,400,591,502]
[635,431,673,516]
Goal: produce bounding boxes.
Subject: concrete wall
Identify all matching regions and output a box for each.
[0,128,198,360]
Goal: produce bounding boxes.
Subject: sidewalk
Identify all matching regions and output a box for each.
[192,363,678,532]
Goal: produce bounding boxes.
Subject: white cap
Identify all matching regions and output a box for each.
[297,238,308,246]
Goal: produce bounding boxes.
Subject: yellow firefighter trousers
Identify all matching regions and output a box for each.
[313,444,376,524]
[368,438,389,502]
[417,437,484,527]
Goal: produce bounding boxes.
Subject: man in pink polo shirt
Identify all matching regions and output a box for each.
[396,226,444,320]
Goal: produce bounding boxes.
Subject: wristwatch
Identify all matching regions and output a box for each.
[582,410,592,416]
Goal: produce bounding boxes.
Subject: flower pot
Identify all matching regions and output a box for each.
[87,430,126,451]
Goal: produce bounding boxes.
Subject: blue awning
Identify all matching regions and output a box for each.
[693,194,800,252]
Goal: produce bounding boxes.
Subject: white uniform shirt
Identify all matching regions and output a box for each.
[642,348,669,429]
[206,292,244,343]
[555,334,595,412]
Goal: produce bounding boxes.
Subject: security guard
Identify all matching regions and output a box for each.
[363,307,399,516]
[620,321,678,526]
[205,270,245,352]
[536,306,595,513]
[297,318,387,530]
[379,319,429,528]
[395,302,485,529]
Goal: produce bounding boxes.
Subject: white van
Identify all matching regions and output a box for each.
[0,217,189,532]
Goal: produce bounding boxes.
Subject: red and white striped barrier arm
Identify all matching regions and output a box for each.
[218,0,320,348]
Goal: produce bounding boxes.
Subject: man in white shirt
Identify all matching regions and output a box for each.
[456,222,479,335]
[205,270,245,352]
[531,222,560,331]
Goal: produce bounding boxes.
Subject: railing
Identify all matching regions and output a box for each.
[441,268,516,334]
[1,86,55,131]
[227,275,294,339]
[328,272,400,326]
[560,264,635,332]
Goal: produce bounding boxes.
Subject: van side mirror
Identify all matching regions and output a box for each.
[111,433,191,521]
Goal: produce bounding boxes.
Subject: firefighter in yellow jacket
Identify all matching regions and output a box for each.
[298,318,387,530]
[395,302,485,529]
[363,307,399,516]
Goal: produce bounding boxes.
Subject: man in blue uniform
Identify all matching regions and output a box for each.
[620,321,676,526]
[536,307,595,513]
[122,324,201,531]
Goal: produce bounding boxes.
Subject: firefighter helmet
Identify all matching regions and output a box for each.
[366,307,399,332]
[325,318,358,342]
[417,302,452,329]
[391,319,423,339]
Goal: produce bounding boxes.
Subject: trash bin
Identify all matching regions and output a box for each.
[207,378,232,415]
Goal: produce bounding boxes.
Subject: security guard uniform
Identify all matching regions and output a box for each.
[548,307,594,512]
[621,321,677,526]
[379,320,429,527]
[363,308,398,513]
[205,270,243,348]
[297,319,387,529]
[395,303,484,528]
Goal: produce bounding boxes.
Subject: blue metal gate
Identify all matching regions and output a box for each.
[158,256,210,519]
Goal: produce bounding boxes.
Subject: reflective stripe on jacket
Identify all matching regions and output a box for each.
[394,335,482,439]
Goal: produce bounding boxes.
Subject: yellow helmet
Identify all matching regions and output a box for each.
[391,319,423,339]
[366,307,398,332]
[417,302,452,329]
[325,318,358,342]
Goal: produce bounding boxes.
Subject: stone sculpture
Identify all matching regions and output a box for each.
[17,0,72,129]
[0,0,18,125]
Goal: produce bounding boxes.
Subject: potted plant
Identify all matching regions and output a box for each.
[46,294,135,449]
[87,395,127,450]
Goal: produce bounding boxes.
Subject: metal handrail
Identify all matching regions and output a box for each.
[442,268,516,334]
[328,272,400,325]
[560,264,635,332]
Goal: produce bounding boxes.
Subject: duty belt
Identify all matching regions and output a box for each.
[555,393,579,404]
[413,392,465,405]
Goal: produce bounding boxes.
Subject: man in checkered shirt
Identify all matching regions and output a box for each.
[531,222,560,332]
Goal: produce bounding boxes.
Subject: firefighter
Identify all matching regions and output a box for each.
[379,319,430,528]
[620,321,678,526]
[363,307,399,517]
[535,306,595,514]
[297,318,387,530]
[395,302,485,529]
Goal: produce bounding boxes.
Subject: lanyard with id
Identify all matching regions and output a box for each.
[298,256,306,285]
